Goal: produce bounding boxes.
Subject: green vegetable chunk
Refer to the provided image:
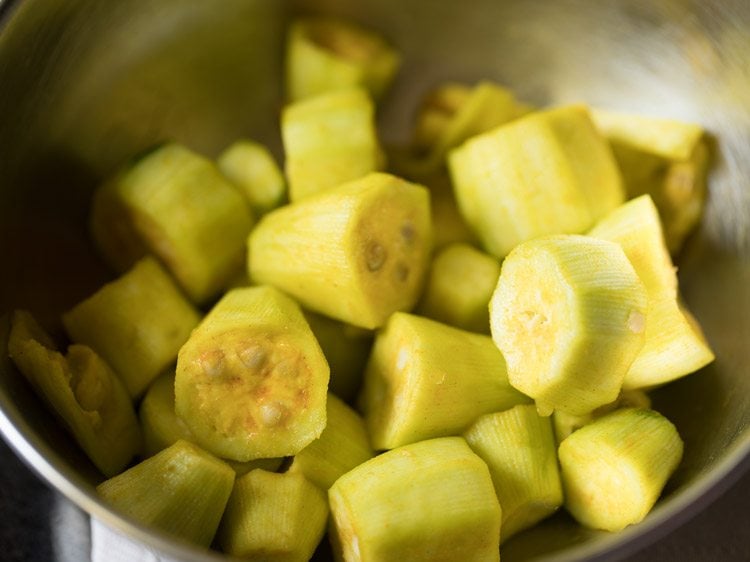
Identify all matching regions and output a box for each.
[558,408,683,532]
[417,242,501,333]
[219,469,329,561]
[359,312,530,450]
[175,286,329,461]
[464,404,563,542]
[591,109,709,254]
[248,172,432,329]
[287,393,374,490]
[286,16,400,102]
[90,142,253,304]
[490,235,648,415]
[410,80,527,172]
[97,439,235,547]
[217,139,286,216]
[282,88,383,201]
[449,105,624,259]
[8,311,141,477]
[589,195,714,389]
[139,370,194,457]
[63,257,201,398]
[328,437,501,562]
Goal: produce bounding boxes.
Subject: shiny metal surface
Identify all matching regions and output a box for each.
[0,0,749,560]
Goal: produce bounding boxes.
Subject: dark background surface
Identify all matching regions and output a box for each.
[0,438,748,562]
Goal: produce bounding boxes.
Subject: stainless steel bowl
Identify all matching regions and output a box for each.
[1,0,749,560]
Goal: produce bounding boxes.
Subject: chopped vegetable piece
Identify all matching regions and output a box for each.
[411,80,526,171]
[558,408,683,532]
[591,109,709,254]
[248,172,432,329]
[175,286,329,461]
[217,139,286,216]
[282,88,383,201]
[417,242,501,333]
[359,312,530,450]
[219,469,329,561]
[589,195,714,389]
[464,404,563,542]
[97,439,235,547]
[489,235,648,415]
[328,437,501,562]
[286,16,400,102]
[139,370,194,457]
[7,311,141,477]
[449,105,624,258]
[553,389,651,443]
[287,393,374,489]
[63,257,201,398]
[90,142,253,304]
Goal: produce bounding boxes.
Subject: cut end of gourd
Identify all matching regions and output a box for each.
[175,287,329,461]
[97,439,235,548]
[286,17,400,102]
[490,235,648,415]
[328,437,501,562]
[559,408,683,532]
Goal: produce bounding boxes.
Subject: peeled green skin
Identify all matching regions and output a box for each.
[248,172,432,330]
[8,311,141,477]
[97,439,235,548]
[328,437,501,562]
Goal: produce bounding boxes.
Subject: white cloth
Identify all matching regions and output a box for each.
[90,518,182,562]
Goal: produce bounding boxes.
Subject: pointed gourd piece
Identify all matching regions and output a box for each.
[448,105,624,259]
[591,109,709,254]
[8,311,141,477]
[287,393,374,490]
[219,469,328,561]
[139,371,195,457]
[417,242,501,333]
[359,312,530,450]
[175,286,329,461]
[489,234,648,415]
[464,404,563,543]
[553,389,651,443]
[89,143,253,304]
[63,257,201,398]
[97,439,235,547]
[412,82,471,152]
[328,436,501,562]
[285,16,400,102]
[411,80,526,172]
[589,195,714,389]
[248,172,432,329]
[558,408,683,532]
[217,139,286,216]
[282,88,383,201]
